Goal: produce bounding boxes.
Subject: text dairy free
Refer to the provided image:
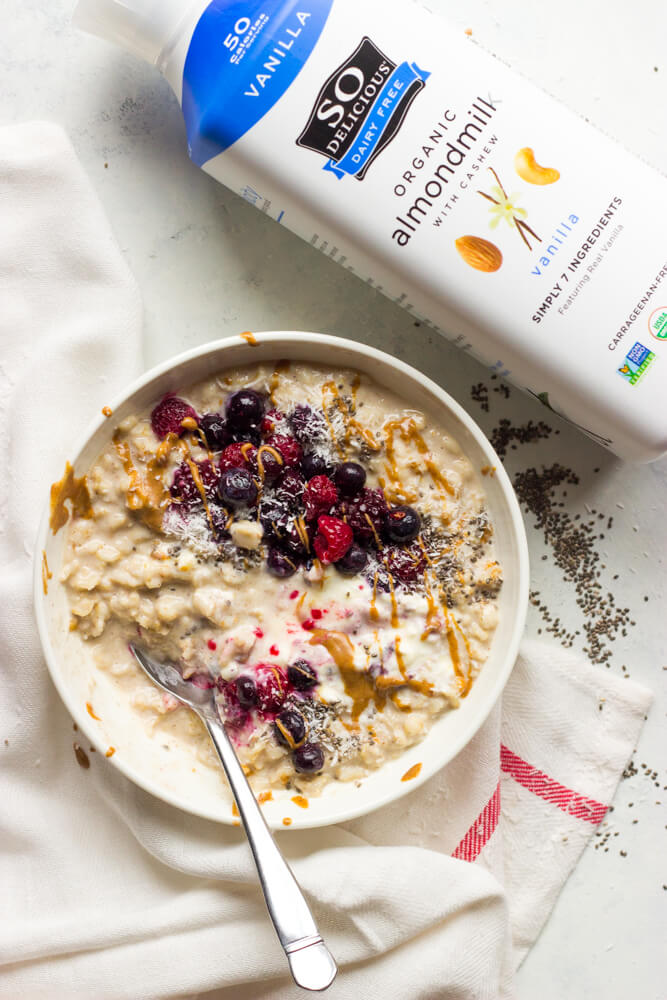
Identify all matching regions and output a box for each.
[76,0,667,461]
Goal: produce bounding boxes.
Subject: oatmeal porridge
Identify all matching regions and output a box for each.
[55,362,503,799]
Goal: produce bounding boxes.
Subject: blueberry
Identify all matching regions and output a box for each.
[332,462,366,496]
[236,675,258,708]
[225,389,264,431]
[384,505,421,544]
[266,547,297,578]
[199,412,229,451]
[259,497,290,540]
[301,452,329,479]
[256,444,283,483]
[279,522,310,560]
[275,470,305,508]
[217,467,258,507]
[293,742,325,773]
[287,659,318,691]
[229,424,262,447]
[209,502,230,539]
[334,543,368,576]
[274,708,307,748]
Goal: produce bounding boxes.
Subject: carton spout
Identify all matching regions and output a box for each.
[74,0,194,67]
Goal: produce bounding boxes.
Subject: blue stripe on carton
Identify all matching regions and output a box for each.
[183,0,333,167]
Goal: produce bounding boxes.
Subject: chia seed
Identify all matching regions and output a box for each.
[492,418,553,460]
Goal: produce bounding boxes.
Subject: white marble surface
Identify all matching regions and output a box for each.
[3,0,666,996]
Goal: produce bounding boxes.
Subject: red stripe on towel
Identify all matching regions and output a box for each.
[500,744,607,825]
[452,782,500,862]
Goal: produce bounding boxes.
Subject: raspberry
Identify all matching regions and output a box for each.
[303,475,338,521]
[346,488,388,544]
[219,442,258,473]
[261,408,285,435]
[384,544,427,588]
[150,394,198,440]
[170,460,219,506]
[314,515,353,564]
[255,665,288,714]
[289,404,328,444]
[266,434,303,469]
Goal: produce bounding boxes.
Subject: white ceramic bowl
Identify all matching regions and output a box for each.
[35,332,528,829]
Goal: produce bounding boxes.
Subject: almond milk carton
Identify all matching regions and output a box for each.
[76,0,667,460]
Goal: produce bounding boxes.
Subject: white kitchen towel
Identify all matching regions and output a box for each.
[0,122,652,1000]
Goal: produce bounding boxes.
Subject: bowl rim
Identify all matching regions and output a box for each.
[34,331,529,828]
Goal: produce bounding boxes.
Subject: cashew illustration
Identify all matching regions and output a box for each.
[514,147,560,185]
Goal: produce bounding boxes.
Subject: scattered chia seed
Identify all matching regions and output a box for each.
[491,418,553,459]
[513,464,633,665]
[470,382,489,412]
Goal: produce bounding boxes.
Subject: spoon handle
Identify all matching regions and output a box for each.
[204,716,337,993]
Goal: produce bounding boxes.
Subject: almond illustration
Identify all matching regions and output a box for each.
[455,236,503,273]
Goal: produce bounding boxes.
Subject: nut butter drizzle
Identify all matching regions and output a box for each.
[41,550,52,594]
[369,572,380,622]
[268,360,290,405]
[184,454,218,535]
[112,434,170,532]
[320,380,380,458]
[308,629,384,720]
[382,562,400,628]
[309,627,435,721]
[114,420,227,536]
[382,416,454,520]
[437,587,472,696]
[49,462,93,534]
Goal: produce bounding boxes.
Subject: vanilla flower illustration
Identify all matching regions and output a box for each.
[478,168,541,250]
[486,186,527,229]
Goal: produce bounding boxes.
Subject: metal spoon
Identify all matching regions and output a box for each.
[129,644,337,993]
